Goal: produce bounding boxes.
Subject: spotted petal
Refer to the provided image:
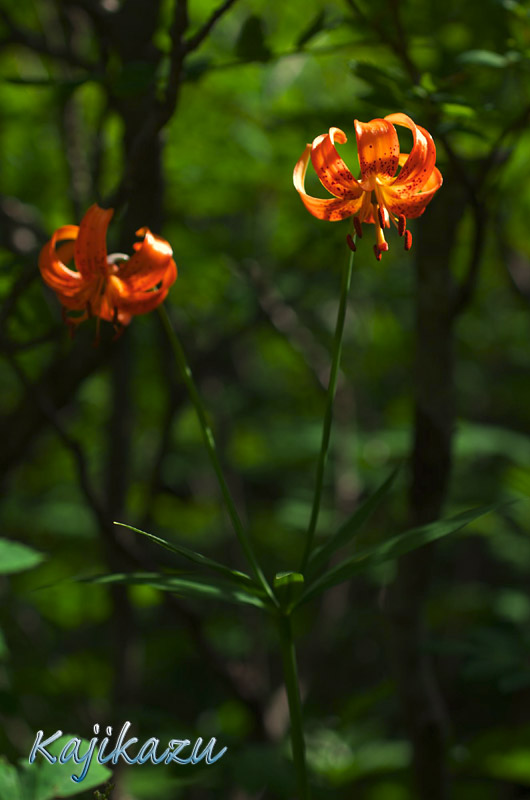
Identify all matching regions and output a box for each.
[310,128,364,198]
[294,144,364,221]
[385,113,437,196]
[381,166,443,218]
[354,118,400,186]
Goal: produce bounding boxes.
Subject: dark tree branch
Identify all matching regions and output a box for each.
[3,349,109,530]
[345,0,420,83]
[184,0,240,54]
[0,8,95,70]
[451,201,487,318]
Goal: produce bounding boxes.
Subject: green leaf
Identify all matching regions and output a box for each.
[87,572,269,610]
[457,49,510,68]
[273,572,305,612]
[235,16,271,63]
[114,522,255,588]
[296,10,327,48]
[0,759,22,800]
[349,60,407,106]
[0,539,45,576]
[298,506,495,606]
[306,469,399,580]
[19,734,112,798]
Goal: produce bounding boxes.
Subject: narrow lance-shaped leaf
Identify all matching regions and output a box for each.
[298,505,495,607]
[114,522,256,588]
[86,572,270,610]
[306,468,399,580]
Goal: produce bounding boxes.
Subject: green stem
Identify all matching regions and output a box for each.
[300,243,355,572]
[277,613,310,800]
[158,305,277,606]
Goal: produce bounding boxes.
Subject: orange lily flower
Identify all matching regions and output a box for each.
[293,113,442,259]
[39,204,177,331]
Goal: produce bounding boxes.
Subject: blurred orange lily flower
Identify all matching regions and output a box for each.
[39,204,177,330]
[293,113,442,259]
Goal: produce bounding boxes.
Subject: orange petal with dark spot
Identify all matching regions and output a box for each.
[385,113,437,196]
[310,128,364,198]
[381,167,443,218]
[294,144,364,221]
[354,118,400,185]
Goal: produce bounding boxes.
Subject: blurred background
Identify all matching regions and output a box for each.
[1,0,530,798]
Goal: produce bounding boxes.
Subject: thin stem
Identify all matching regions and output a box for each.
[158,304,277,606]
[300,244,355,572]
[277,613,310,800]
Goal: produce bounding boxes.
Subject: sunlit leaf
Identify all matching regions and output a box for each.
[458,49,511,68]
[0,760,22,800]
[0,538,44,575]
[296,11,327,48]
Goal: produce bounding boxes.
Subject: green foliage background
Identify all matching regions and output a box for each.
[1,0,530,798]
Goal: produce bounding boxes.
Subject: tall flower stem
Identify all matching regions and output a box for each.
[277,612,311,800]
[300,242,355,572]
[158,305,276,606]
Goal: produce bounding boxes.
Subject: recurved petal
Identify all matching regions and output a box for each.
[106,260,177,317]
[74,204,114,279]
[294,144,364,221]
[354,118,400,184]
[117,229,178,292]
[39,226,86,297]
[385,113,437,195]
[381,166,443,218]
[310,128,364,198]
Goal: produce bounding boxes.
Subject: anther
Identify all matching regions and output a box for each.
[353,217,363,238]
[377,206,385,230]
[404,230,413,251]
[112,306,119,325]
[346,234,356,252]
[373,244,382,261]
[398,215,407,237]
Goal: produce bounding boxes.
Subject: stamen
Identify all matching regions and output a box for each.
[398,215,407,237]
[112,306,119,325]
[373,244,382,261]
[404,230,413,251]
[374,205,389,256]
[346,234,356,252]
[377,206,385,230]
[353,216,363,238]
[113,324,125,342]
